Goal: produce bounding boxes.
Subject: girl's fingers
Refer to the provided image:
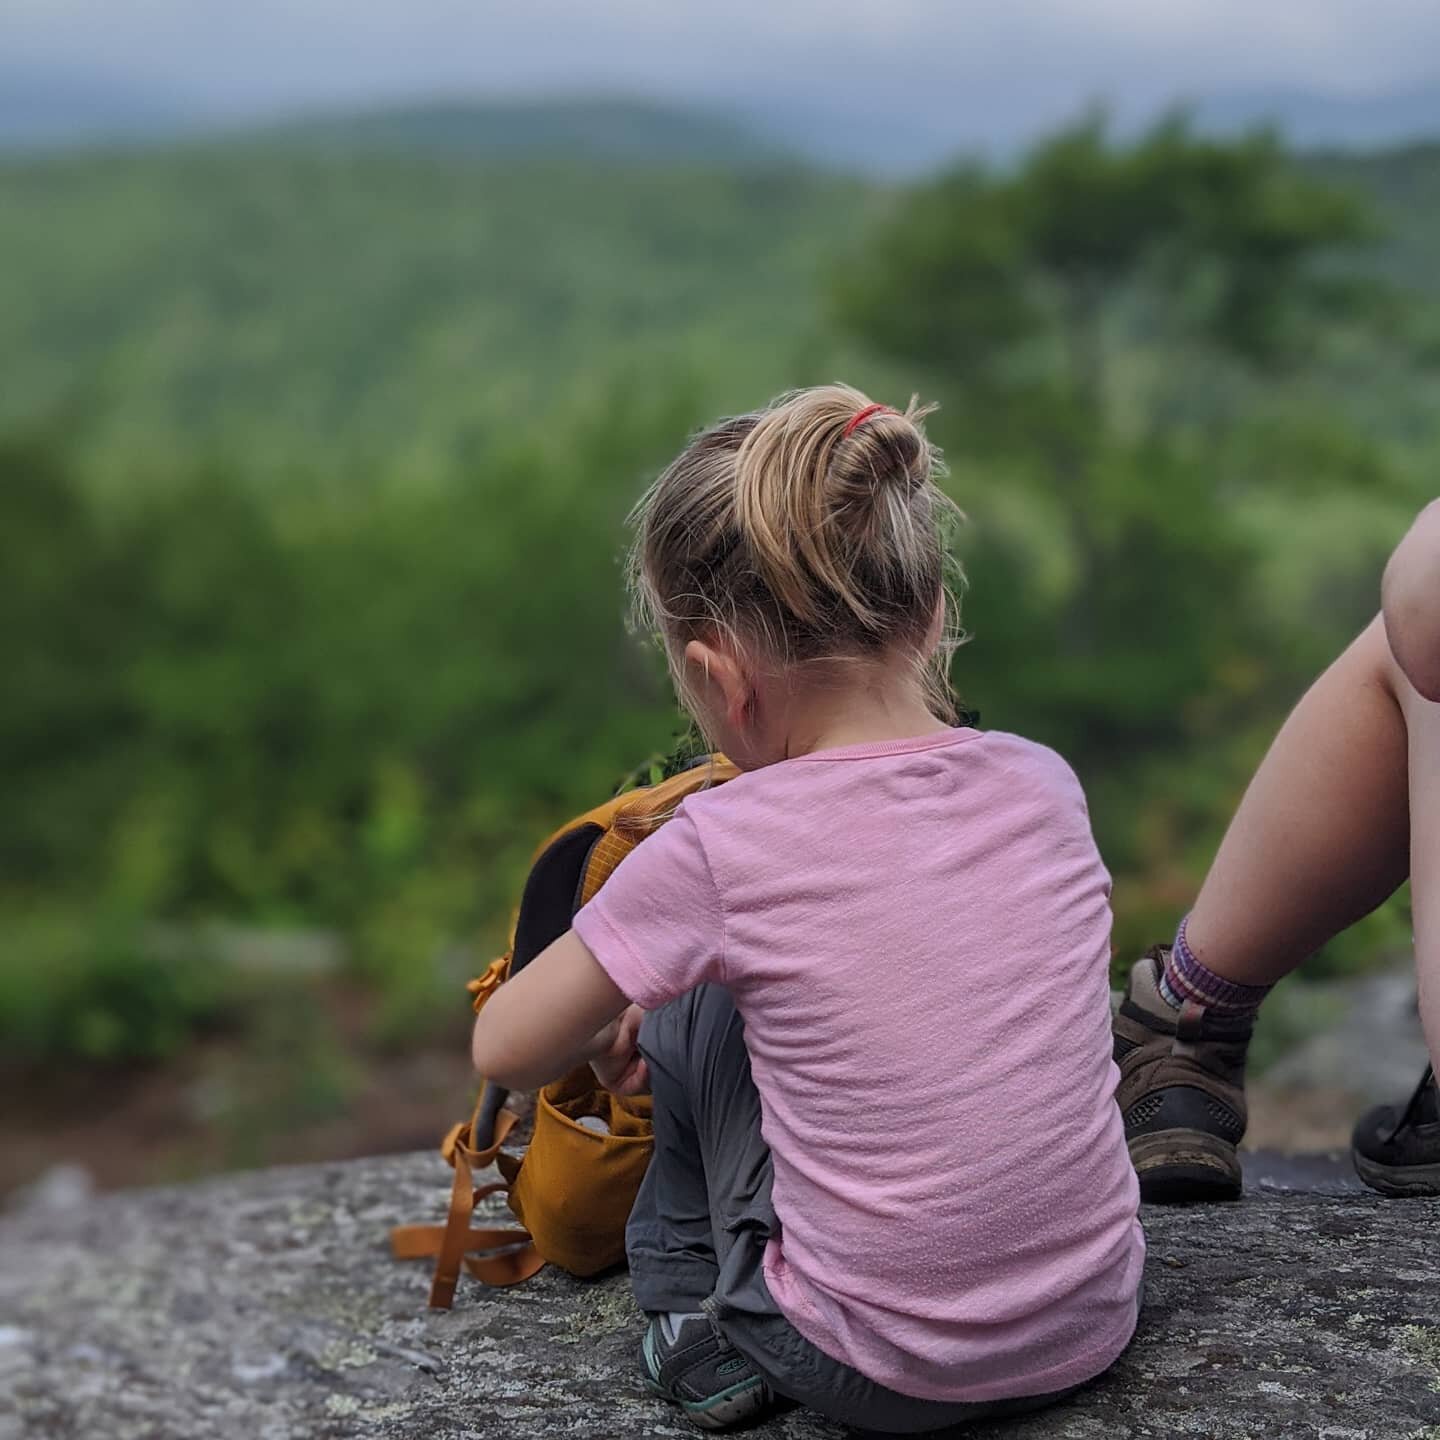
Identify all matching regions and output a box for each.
[590,1051,649,1096]
[618,1004,644,1047]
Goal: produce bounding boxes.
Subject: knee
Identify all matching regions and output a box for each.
[1383,503,1440,703]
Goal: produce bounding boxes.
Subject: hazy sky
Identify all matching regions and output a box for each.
[7,0,1440,151]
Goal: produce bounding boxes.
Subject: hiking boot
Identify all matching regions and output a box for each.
[640,1313,775,1431]
[1112,947,1254,1203]
[1351,1065,1440,1197]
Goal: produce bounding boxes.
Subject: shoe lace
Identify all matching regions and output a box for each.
[1384,1065,1437,1144]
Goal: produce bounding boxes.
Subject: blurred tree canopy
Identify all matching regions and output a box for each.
[835,116,1396,767]
[836,114,1379,416]
[1,115,1436,1074]
[0,402,685,1060]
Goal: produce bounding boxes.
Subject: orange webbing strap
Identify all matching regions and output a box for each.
[389,1107,545,1306]
[396,956,545,1305]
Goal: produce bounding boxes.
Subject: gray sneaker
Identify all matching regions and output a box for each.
[1113,947,1254,1202]
[641,1314,775,1431]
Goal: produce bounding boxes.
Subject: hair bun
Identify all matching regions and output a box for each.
[836,401,933,498]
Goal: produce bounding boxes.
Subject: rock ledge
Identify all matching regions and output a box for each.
[2,1151,1438,1439]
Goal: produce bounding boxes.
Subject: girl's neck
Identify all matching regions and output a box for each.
[780,679,950,760]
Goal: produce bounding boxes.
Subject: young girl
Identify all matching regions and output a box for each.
[472,385,1145,1433]
[1116,500,1440,1203]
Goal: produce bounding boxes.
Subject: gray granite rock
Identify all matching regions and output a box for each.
[2,1150,1438,1439]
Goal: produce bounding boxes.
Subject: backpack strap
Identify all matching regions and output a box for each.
[578,756,740,904]
[389,959,544,1304]
[389,1094,544,1303]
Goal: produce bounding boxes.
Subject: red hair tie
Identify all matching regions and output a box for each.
[842,402,896,438]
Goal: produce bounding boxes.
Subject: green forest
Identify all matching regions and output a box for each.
[3,103,1439,1182]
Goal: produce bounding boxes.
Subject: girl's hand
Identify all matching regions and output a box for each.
[587,1004,650,1096]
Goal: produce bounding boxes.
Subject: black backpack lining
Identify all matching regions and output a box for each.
[510,822,605,975]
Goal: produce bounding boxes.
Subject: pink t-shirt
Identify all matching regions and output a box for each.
[572,728,1144,1404]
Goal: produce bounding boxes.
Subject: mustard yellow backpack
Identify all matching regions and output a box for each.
[392,754,738,1308]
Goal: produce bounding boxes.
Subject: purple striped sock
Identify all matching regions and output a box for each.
[1157,917,1271,1015]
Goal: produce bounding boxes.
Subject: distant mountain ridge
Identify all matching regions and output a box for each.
[1,74,1438,172]
[1194,83,1440,151]
[0,64,197,149]
[0,84,794,171]
[259,97,791,168]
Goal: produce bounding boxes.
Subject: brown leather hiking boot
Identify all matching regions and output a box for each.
[1113,947,1254,1202]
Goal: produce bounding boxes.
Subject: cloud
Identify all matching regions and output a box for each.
[4,0,1439,147]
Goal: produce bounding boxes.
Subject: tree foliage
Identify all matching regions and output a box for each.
[837,114,1379,419]
[835,116,1393,781]
[1,122,1437,1071]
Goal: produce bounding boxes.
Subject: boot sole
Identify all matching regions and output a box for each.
[1351,1150,1440,1197]
[644,1374,772,1431]
[1129,1128,1242,1204]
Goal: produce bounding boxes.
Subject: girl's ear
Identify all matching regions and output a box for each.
[682,637,751,730]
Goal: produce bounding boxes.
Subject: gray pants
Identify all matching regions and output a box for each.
[627,985,1085,1435]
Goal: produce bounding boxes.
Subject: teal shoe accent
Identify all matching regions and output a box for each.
[639,1314,775,1431]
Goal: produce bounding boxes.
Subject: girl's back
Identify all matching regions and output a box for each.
[576,725,1142,1401]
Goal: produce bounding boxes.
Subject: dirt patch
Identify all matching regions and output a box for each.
[1245,1081,1365,1152]
[0,983,479,1200]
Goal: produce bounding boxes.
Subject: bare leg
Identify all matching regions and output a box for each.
[1185,615,1410,986]
[1117,611,1437,1201]
[1395,678,1440,1064]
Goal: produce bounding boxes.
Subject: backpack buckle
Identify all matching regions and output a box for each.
[467,956,509,1014]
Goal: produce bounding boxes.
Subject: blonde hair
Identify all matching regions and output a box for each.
[629,383,964,720]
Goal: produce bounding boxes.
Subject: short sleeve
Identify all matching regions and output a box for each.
[571,808,725,1010]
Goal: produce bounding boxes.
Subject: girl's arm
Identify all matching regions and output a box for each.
[1384,500,1440,701]
[471,929,632,1091]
